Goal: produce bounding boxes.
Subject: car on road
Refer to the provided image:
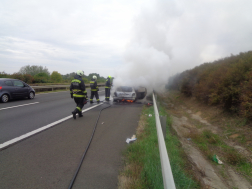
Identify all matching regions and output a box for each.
[113,86,137,102]
[0,78,35,103]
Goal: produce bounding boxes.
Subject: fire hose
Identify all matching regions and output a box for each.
[68,103,111,189]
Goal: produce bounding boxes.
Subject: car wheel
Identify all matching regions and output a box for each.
[1,94,9,103]
[28,92,35,99]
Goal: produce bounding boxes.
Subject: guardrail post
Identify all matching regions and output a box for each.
[159,115,166,139]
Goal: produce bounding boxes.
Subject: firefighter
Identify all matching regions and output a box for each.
[105,75,112,101]
[70,70,87,119]
[90,75,100,103]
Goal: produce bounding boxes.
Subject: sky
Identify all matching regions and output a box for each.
[1,0,252,89]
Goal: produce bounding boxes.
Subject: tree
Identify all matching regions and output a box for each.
[87,73,106,83]
[23,74,34,83]
[19,65,50,76]
[0,71,9,78]
[11,73,24,81]
[83,77,89,83]
[62,72,76,82]
[34,73,50,83]
[51,71,62,83]
[87,73,100,81]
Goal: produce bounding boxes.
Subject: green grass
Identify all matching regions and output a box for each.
[122,105,199,189]
[189,127,252,178]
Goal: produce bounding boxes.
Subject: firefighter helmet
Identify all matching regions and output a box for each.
[77,70,84,76]
[93,75,97,80]
[108,75,112,78]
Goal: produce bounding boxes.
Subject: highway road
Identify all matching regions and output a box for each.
[0,87,143,189]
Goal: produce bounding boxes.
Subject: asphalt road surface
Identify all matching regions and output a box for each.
[0,87,143,189]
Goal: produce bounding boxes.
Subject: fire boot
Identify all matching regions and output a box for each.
[72,109,77,119]
[78,110,83,117]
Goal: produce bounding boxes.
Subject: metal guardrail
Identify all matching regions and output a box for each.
[31,84,105,92]
[153,93,176,189]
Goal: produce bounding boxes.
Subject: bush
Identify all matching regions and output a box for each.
[168,51,252,119]
[50,71,62,83]
[11,73,24,81]
[34,73,50,83]
[23,74,34,83]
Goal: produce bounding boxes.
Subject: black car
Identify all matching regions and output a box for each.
[0,78,35,103]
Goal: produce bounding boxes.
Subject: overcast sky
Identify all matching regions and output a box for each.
[1,0,252,87]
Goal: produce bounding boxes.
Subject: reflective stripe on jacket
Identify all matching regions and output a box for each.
[70,75,87,98]
[90,79,99,91]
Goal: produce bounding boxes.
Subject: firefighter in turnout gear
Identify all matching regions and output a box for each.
[105,75,112,101]
[89,75,100,103]
[70,70,87,119]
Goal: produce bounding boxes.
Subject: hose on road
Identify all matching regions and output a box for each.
[68,103,111,189]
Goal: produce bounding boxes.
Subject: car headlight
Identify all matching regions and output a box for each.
[132,93,136,96]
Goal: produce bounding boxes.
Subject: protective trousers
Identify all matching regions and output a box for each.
[90,91,100,103]
[74,97,85,113]
[105,88,110,101]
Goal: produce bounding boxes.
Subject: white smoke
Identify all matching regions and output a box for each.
[113,1,174,92]
[113,0,252,93]
[114,43,171,92]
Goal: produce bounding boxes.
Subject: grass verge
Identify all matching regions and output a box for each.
[119,105,200,189]
[188,129,252,179]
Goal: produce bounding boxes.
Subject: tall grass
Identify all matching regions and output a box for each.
[189,129,252,178]
[121,105,199,189]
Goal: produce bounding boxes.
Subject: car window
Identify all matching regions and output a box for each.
[13,80,24,87]
[116,86,133,92]
[4,80,13,86]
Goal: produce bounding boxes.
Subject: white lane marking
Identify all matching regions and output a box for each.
[0,103,104,150]
[0,102,39,111]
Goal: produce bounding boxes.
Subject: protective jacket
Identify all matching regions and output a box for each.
[70,75,87,98]
[90,79,99,91]
[105,77,112,89]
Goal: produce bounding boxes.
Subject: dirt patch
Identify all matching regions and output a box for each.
[230,134,240,139]
[160,91,252,189]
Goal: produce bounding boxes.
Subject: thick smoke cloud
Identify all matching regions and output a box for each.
[113,0,252,92]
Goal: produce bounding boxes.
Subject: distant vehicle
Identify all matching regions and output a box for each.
[0,78,35,103]
[113,86,147,102]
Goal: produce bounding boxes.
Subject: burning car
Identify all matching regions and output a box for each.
[113,86,147,102]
